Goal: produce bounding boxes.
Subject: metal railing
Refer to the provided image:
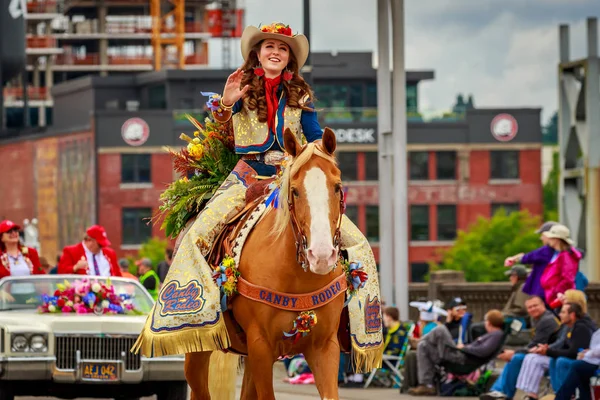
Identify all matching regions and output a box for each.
[171,107,468,126]
[316,107,467,124]
[26,0,59,13]
[3,87,49,101]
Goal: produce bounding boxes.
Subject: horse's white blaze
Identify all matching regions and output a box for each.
[304,167,336,273]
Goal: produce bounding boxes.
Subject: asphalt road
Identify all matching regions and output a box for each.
[14,363,414,400]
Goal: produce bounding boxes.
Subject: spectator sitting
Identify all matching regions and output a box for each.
[551,328,600,400]
[408,309,505,396]
[402,298,468,392]
[479,296,560,400]
[409,300,446,341]
[118,258,138,281]
[515,303,595,399]
[136,258,159,301]
[156,248,173,287]
[445,297,472,345]
[344,306,411,387]
[505,221,556,300]
[471,265,529,340]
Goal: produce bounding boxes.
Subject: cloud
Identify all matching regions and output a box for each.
[208,0,599,122]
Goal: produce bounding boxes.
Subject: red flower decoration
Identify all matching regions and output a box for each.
[283,71,293,82]
[254,66,265,77]
[57,298,65,308]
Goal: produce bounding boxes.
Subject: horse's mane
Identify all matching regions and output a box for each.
[271,142,337,238]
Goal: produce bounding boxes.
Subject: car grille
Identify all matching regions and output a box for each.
[55,335,141,370]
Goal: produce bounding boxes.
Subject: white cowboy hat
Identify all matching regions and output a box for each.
[543,224,575,246]
[240,22,310,69]
[409,301,448,317]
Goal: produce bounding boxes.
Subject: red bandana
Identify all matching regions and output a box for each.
[264,75,281,134]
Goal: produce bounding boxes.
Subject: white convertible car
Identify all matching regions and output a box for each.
[0,275,187,400]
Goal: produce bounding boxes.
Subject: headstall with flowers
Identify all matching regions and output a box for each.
[1,247,35,274]
[38,279,140,315]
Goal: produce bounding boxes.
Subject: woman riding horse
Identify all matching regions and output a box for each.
[133,22,382,397]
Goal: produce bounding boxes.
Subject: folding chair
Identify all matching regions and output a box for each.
[363,322,415,388]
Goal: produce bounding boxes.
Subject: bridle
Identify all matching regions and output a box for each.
[287,183,345,272]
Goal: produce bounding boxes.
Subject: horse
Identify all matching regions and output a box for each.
[184,127,347,400]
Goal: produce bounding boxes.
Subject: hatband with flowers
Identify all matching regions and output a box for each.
[259,22,293,37]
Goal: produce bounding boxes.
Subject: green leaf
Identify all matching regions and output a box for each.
[430,209,542,282]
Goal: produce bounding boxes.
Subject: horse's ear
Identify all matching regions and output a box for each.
[283,128,300,157]
[322,127,337,155]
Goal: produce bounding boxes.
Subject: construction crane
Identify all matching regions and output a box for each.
[151,0,242,71]
[150,0,185,71]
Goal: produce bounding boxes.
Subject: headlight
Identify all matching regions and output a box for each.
[30,334,47,352]
[10,333,48,353]
[11,334,28,352]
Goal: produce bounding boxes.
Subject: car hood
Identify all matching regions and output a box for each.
[0,309,147,335]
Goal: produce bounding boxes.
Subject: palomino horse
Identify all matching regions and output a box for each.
[185,127,347,400]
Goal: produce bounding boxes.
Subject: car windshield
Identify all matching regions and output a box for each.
[0,276,154,314]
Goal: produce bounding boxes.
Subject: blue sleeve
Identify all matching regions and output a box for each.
[300,104,323,143]
[232,99,242,114]
[521,245,554,266]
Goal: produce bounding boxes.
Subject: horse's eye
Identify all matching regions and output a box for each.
[335,184,342,194]
[292,188,299,198]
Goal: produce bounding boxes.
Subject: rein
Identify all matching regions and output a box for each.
[287,183,345,272]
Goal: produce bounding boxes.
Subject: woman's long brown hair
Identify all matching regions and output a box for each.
[239,41,316,123]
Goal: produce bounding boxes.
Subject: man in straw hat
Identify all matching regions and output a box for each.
[133,21,383,376]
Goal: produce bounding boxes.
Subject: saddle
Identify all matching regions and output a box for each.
[205,178,274,269]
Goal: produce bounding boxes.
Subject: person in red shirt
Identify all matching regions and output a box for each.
[0,220,45,279]
[58,225,121,277]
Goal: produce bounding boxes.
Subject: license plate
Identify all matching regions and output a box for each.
[81,362,118,381]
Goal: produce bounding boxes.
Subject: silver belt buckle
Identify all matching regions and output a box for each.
[264,151,285,166]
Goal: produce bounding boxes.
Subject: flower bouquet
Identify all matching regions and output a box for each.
[155,112,239,239]
[38,279,141,315]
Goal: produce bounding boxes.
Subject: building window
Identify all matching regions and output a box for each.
[409,152,429,180]
[148,84,166,109]
[121,154,151,183]
[437,205,457,241]
[490,151,519,180]
[406,84,418,114]
[122,208,153,245]
[436,151,456,180]
[410,205,429,241]
[366,206,379,242]
[365,152,378,181]
[345,205,359,227]
[337,152,358,181]
[411,263,429,283]
[491,203,520,216]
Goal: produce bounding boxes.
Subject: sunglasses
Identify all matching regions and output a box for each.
[4,228,19,234]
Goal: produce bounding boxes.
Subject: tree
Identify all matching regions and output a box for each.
[430,209,542,282]
[137,237,169,271]
[543,150,559,222]
[542,111,558,145]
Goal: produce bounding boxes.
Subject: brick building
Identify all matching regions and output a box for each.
[0,52,543,280]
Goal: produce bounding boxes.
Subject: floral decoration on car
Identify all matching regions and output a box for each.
[38,279,141,315]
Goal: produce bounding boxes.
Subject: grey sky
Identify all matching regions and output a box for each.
[208,0,600,123]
